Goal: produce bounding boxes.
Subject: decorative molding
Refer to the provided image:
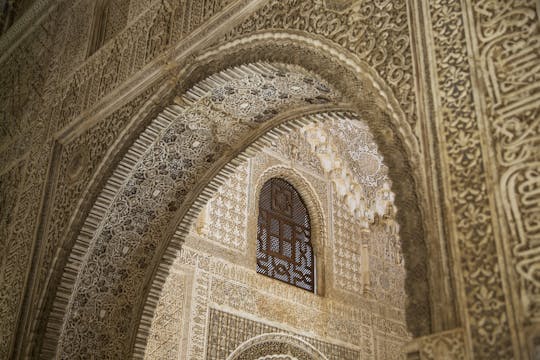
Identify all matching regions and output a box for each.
[427,0,515,357]
[0,0,60,61]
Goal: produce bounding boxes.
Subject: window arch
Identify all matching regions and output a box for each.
[256,177,315,292]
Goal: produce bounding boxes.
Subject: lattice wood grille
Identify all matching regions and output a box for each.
[256,178,314,292]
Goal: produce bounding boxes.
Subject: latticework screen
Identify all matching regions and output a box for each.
[256,178,314,292]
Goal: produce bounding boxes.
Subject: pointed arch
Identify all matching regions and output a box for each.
[38,31,446,358]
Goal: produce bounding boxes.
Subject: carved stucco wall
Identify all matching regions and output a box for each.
[0,0,537,358]
[0,0,249,357]
[142,120,410,359]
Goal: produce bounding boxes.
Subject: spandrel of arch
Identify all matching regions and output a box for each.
[257,177,315,292]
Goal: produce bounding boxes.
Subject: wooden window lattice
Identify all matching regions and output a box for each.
[256,178,315,292]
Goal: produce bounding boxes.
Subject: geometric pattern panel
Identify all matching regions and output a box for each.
[143,270,187,359]
[203,162,249,252]
[206,308,361,360]
[332,200,367,294]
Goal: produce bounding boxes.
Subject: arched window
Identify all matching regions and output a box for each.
[256,178,315,292]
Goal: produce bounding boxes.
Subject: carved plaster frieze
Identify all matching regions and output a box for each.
[464,1,540,353]
[427,0,513,357]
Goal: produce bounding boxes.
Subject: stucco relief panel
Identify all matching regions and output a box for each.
[428,0,513,357]
[56,65,338,358]
[469,0,540,330]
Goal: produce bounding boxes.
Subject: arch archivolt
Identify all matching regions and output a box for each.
[41,31,435,359]
[182,31,421,171]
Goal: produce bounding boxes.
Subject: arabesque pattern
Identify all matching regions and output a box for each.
[55,64,339,358]
[0,0,534,357]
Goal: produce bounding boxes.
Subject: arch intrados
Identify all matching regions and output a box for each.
[42,32,431,359]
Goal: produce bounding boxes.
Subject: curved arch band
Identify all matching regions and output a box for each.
[40,32,437,359]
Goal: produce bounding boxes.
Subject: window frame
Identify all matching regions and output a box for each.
[256,177,316,292]
[248,166,326,296]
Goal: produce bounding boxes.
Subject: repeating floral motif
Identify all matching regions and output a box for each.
[417,329,466,360]
[368,222,406,310]
[143,117,410,359]
[428,0,512,357]
[228,0,417,131]
[0,162,25,357]
[56,65,338,358]
[404,328,466,360]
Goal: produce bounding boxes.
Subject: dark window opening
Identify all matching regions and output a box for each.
[256,178,315,292]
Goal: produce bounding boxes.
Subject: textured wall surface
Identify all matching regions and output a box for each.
[143,121,409,359]
[0,0,537,358]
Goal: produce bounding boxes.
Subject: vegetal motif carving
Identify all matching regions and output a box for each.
[428,0,513,357]
[54,64,339,358]
[228,0,417,130]
[405,328,467,360]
